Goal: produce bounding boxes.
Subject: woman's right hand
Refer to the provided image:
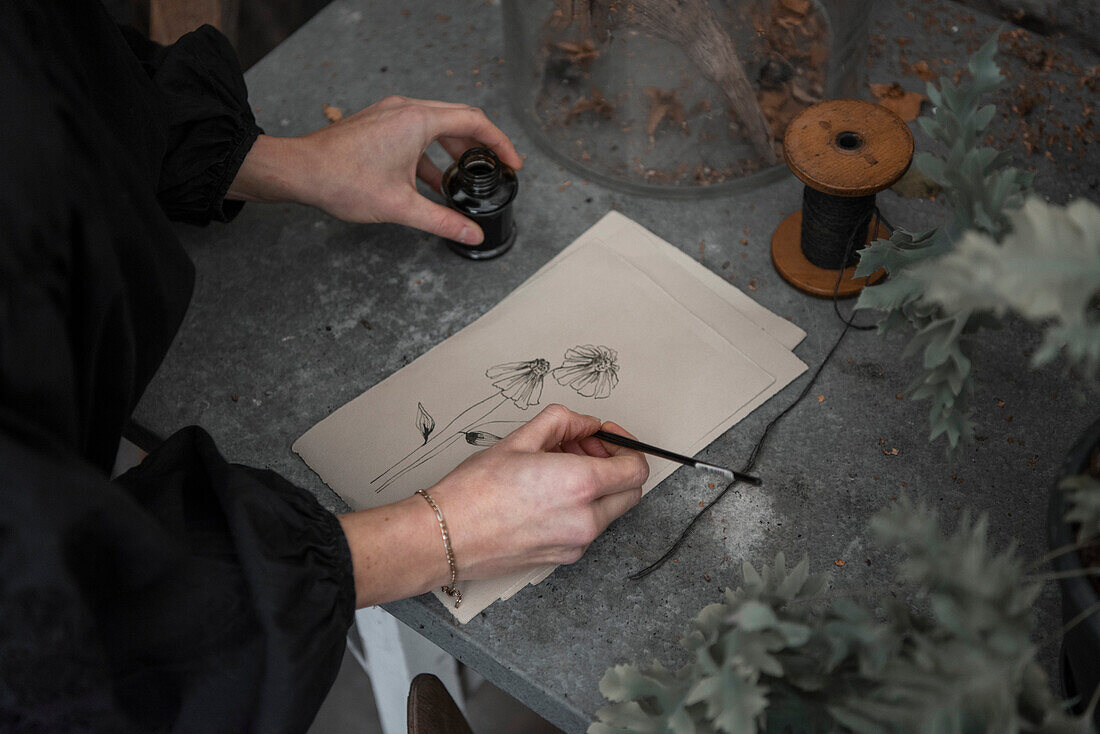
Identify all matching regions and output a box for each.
[429,404,650,581]
[337,404,649,608]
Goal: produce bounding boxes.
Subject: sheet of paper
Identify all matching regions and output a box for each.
[524,211,806,350]
[495,228,810,601]
[295,242,780,621]
[499,235,810,597]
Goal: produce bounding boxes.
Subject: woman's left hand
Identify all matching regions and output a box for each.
[227,95,523,245]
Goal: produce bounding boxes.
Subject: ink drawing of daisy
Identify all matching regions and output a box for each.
[485,358,551,409]
[552,345,619,399]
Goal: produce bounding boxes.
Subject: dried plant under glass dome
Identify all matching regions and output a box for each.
[503,0,873,196]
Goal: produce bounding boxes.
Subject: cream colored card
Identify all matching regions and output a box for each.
[524,211,805,350]
[490,216,809,603]
[499,261,809,599]
[294,242,780,621]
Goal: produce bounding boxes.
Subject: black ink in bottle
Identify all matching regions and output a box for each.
[442,147,517,259]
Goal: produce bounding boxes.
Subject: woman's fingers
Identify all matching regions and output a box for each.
[416,153,444,194]
[506,409,647,492]
[378,95,474,111]
[574,421,638,459]
[557,438,591,457]
[507,404,601,453]
[584,450,650,497]
[427,108,523,169]
[438,136,484,162]
[395,192,483,244]
[592,486,643,531]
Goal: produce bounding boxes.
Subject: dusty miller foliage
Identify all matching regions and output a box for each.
[854,36,1032,455]
[911,196,1100,380]
[589,499,1094,734]
[911,193,1100,542]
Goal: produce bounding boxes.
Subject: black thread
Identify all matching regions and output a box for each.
[628,206,891,581]
[800,187,876,269]
[832,207,883,332]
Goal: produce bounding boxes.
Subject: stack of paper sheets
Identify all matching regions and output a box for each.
[294,211,806,622]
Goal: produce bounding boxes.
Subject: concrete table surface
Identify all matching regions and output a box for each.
[133,1,1099,731]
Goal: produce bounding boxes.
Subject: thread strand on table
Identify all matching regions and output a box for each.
[628,202,893,581]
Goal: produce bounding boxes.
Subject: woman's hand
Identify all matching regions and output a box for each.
[227,96,522,245]
[430,404,650,581]
[337,404,649,608]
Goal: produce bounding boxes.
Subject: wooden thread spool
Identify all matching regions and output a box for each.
[770,99,914,299]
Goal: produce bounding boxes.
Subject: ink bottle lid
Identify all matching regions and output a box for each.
[442,147,518,260]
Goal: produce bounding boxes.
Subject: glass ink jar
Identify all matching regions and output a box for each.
[442,147,518,260]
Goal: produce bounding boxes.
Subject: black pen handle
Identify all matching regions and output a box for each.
[593,430,762,486]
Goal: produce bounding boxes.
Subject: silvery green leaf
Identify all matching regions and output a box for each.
[685,670,768,734]
[925,83,942,109]
[970,103,996,133]
[775,554,811,602]
[916,152,946,186]
[772,552,787,587]
[939,78,963,114]
[691,602,730,643]
[599,663,684,707]
[967,34,1003,96]
[722,629,785,678]
[589,701,672,734]
[1062,474,1100,542]
[775,621,812,647]
[854,276,921,313]
[913,197,1100,377]
[741,561,764,596]
[800,571,828,601]
[733,601,779,633]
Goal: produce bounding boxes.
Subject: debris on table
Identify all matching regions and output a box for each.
[868,82,927,121]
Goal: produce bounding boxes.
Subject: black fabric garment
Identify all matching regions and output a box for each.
[0,2,356,732]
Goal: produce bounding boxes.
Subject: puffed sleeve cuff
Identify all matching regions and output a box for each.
[147,25,263,225]
[114,426,357,732]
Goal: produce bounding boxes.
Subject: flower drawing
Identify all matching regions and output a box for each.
[415,402,435,444]
[374,346,620,493]
[485,358,551,409]
[463,430,502,447]
[552,345,619,399]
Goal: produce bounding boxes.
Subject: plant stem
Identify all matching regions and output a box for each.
[1062,599,1100,638]
[1086,677,1100,722]
[1027,539,1100,570]
[1027,567,1100,582]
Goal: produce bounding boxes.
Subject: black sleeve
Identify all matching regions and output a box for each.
[0,427,355,734]
[1,6,354,731]
[121,24,264,225]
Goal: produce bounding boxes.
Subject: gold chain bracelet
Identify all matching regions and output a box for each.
[416,489,462,608]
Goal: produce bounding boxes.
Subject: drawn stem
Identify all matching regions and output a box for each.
[378,433,466,492]
[372,395,508,490]
[378,421,529,491]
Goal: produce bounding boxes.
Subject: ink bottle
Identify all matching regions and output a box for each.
[442,147,518,260]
